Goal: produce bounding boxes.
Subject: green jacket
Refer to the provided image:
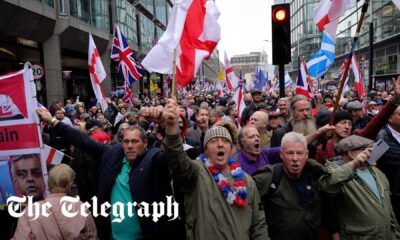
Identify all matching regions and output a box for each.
[252,159,326,240]
[319,161,400,240]
[164,134,270,240]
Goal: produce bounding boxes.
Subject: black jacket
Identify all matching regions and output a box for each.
[240,102,264,127]
[53,122,184,240]
[376,125,400,221]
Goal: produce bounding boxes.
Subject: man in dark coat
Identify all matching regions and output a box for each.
[36,109,184,240]
[253,132,327,240]
[376,105,400,222]
[240,89,265,127]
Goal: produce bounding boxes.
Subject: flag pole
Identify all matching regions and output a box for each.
[329,0,369,125]
[171,48,177,99]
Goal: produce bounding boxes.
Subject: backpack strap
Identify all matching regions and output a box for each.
[268,163,284,196]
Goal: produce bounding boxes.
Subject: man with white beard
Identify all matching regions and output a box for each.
[271,95,332,147]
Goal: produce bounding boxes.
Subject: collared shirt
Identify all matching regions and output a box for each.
[238,147,281,175]
[111,157,143,240]
[356,168,381,202]
[388,124,400,145]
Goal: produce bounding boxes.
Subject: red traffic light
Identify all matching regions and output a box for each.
[272,7,288,23]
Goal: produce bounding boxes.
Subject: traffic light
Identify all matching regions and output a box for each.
[272,4,291,65]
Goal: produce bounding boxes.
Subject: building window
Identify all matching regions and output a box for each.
[155,0,167,25]
[59,0,65,14]
[91,0,109,31]
[43,0,54,8]
[140,13,154,53]
[115,0,138,46]
[139,0,154,14]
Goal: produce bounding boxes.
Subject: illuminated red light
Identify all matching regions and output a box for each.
[273,7,287,22]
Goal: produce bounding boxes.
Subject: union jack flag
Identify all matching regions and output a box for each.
[1,104,12,115]
[122,80,133,106]
[111,24,143,86]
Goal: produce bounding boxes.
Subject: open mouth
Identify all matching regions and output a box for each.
[217,151,225,157]
[255,144,260,149]
[27,186,38,192]
[291,164,300,170]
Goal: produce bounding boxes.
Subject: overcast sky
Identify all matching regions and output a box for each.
[215,0,273,63]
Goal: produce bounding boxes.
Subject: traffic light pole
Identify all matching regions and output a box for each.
[279,64,285,98]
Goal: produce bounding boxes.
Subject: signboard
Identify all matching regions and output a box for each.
[0,64,48,204]
[32,64,44,80]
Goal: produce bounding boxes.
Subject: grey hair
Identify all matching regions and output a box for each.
[281,132,307,150]
[278,97,289,104]
[289,95,309,112]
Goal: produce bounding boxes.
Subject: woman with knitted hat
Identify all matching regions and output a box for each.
[144,98,270,240]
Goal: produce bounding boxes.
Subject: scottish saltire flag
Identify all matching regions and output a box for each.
[296,61,313,99]
[254,67,267,89]
[307,32,336,79]
[111,24,143,86]
[307,0,357,78]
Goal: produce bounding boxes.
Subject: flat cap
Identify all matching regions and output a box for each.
[203,126,232,147]
[335,135,374,154]
[347,101,363,111]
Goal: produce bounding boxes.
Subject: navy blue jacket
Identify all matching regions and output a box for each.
[54,122,183,240]
[376,125,400,221]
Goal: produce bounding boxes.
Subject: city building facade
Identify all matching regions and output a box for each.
[286,0,400,91]
[0,0,219,106]
[230,51,273,87]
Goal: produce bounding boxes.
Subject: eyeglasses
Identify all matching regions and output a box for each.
[369,104,376,107]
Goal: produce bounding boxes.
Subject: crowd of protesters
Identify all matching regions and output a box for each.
[7,77,400,240]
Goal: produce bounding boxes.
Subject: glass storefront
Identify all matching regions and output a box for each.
[335,0,400,77]
[115,0,138,47]
[139,0,154,14]
[91,0,109,31]
[140,13,154,53]
[155,0,167,25]
[69,0,109,31]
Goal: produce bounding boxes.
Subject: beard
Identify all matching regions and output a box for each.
[291,117,317,136]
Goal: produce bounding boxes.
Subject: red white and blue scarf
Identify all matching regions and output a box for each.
[198,154,248,208]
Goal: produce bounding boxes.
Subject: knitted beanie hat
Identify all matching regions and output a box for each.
[333,110,352,126]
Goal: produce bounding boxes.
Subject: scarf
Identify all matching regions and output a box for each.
[197,154,248,207]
